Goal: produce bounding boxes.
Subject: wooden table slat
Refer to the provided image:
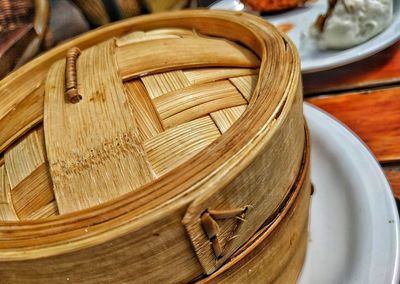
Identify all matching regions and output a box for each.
[384,167,400,200]
[303,42,400,95]
[307,87,400,164]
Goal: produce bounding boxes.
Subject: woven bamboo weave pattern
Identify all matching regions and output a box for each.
[0,28,260,218]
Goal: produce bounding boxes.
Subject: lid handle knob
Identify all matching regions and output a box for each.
[65,47,82,104]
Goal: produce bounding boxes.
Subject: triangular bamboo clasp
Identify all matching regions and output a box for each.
[200,207,248,259]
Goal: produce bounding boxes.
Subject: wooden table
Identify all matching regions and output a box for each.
[304,41,400,206]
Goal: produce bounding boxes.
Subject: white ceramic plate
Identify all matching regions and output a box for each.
[210,0,400,73]
[298,104,400,284]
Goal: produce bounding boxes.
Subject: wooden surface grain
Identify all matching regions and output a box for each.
[384,167,400,201]
[306,40,400,201]
[303,42,400,95]
[307,87,400,163]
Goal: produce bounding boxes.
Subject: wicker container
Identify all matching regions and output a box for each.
[0,0,49,79]
[0,10,311,283]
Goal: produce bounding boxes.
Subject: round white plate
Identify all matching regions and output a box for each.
[298,104,400,284]
[210,0,400,73]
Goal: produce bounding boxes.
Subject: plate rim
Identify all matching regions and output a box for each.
[303,102,400,283]
[300,15,400,73]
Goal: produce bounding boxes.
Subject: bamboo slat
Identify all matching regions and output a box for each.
[124,80,164,141]
[0,83,43,153]
[4,128,45,188]
[11,164,56,219]
[229,75,258,102]
[184,68,258,85]
[44,40,156,214]
[116,37,260,80]
[210,106,247,134]
[26,200,58,219]
[141,70,191,99]
[146,28,195,36]
[118,28,196,49]
[116,28,195,46]
[116,31,181,46]
[152,80,247,129]
[144,117,221,177]
[0,165,18,221]
[3,128,56,219]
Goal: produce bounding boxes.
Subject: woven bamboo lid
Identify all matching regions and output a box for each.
[0,10,308,283]
[1,25,260,218]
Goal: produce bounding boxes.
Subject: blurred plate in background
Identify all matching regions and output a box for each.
[210,0,400,73]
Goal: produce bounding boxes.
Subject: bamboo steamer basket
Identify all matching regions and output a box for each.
[0,10,311,283]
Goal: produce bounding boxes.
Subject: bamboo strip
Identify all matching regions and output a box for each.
[116,37,260,80]
[3,127,56,219]
[153,81,247,129]
[141,70,191,99]
[0,165,18,221]
[116,28,195,47]
[229,75,258,102]
[4,128,46,188]
[146,28,195,36]
[116,32,182,47]
[11,164,56,220]
[124,80,164,141]
[143,117,221,177]
[0,84,44,153]
[44,40,156,214]
[210,106,247,134]
[36,127,46,153]
[184,68,258,85]
[26,200,58,220]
